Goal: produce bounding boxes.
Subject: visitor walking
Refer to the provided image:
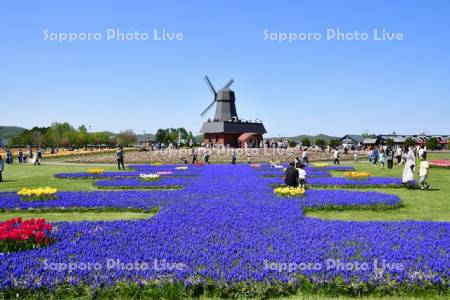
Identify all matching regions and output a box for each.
[353,151,359,163]
[192,149,198,164]
[284,162,299,187]
[116,147,125,170]
[402,146,416,188]
[333,148,340,165]
[418,152,430,190]
[18,149,23,163]
[204,151,210,164]
[379,149,386,168]
[37,148,43,162]
[372,148,379,165]
[6,149,12,164]
[231,150,237,164]
[386,146,394,169]
[0,155,4,182]
[302,148,309,164]
[396,146,403,164]
[418,145,426,160]
[32,151,40,165]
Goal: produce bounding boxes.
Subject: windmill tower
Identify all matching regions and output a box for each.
[199,75,266,148]
[201,76,238,122]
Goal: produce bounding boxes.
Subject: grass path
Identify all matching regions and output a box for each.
[0,210,154,222]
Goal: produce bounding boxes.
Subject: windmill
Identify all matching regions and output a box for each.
[201,75,238,122]
[199,75,266,148]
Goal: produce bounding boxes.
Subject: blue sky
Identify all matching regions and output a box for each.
[1,0,449,137]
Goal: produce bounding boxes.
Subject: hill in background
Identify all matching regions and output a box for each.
[0,126,26,140]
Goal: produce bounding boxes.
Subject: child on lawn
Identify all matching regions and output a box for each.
[418,152,430,190]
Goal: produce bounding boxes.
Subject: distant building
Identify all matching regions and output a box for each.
[362,136,384,147]
[359,134,449,148]
[340,135,364,148]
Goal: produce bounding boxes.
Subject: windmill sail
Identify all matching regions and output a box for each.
[201,100,216,117]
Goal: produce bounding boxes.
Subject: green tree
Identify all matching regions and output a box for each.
[288,140,297,148]
[328,139,340,149]
[155,129,168,143]
[62,131,78,146]
[77,126,89,147]
[301,138,311,147]
[404,138,416,148]
[315,139,326,150]
[116,130,137,147]
[386,138,395,147]
[426,137,439,150]
[155,128,192,146]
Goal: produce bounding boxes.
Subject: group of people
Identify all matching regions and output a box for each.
[0,146,44,182]
[401,145,430,190]
[367,146,395,169]
[364,144,430,190]
[284,158,307,189]
[2,147,43,166]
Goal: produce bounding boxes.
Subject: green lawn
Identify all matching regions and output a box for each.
[0,162,151,221]
[0,210,154,222]
[306,152,450,221]
[0,162,118,191]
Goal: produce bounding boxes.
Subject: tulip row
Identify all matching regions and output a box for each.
[0,218,53,253]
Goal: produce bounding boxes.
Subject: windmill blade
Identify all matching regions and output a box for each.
[204,75,216,95]
[223,78,234,89]
[201,100,216,117]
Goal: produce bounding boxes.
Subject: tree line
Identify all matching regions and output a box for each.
[154,128,195,146]
[8,123,138,148]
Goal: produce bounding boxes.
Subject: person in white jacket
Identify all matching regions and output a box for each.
[333,149,340,165]
[402,146,416,188]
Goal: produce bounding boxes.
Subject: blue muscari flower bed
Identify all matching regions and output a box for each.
[0,191,177,211]
[0,164,447,296]
[55,164,202,179]
[94,177,193,189]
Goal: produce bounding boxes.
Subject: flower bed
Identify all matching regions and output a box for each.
[249,163,261,168]
[0,218,52,253]
[344,171,370,180]
[308,177,406,188]
[139,173,161,181]
[17,187,58,201]
[87,168,104,174]
[321,165,354,171]
[0,164,446,297]
[0,191,174,211]
[157,171,173,175]
[94,178,189,190]
[300,189,401,208]
[55,171,138,179]
[274,186,305,197]
[429,160,450,168]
